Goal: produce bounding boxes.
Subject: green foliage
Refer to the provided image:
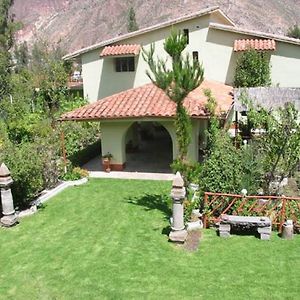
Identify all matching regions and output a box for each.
[127,6,139,32]
[14,41,29,72]
[200,132,243,194]
[0,0,14,98]
[143,30,204,162]
[287,24,300,39]
[62,121,101,157]
[204,89,220,152]
[164,29,187,63]
[61,166,88,181]
[171,158,202,185]
[234,49,271,87]
[247,101,300,194]
[0,134,61,208]
[175,105,192,160]
[0,40,99,207]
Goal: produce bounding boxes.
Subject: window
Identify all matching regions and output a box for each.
[192,51,198,61]
[115,57,135,72]
[183,29,189,44]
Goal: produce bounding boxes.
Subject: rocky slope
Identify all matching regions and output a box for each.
[11,0,300,53]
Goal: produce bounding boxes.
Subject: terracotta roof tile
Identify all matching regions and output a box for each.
[60,80,233,121]
[234,39,276,51]
[100,44,141,57]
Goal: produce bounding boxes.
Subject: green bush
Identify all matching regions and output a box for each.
[200,132,243,194]
[171,159,202,185]
[61,121,101,157]
[0,132,62,208]
[61,167,89,181]
[1,142,44,208]
[234,49,271,87]
[287,24,300,39]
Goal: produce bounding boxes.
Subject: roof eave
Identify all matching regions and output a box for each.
[210,23,300,46]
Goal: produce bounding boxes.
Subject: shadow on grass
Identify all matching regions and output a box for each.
[127,193,173,237]
[127,193,172,221]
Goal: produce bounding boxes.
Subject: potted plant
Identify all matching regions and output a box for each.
[102,152,113,172]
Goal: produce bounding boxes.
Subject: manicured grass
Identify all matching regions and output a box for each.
[0,179,299,299]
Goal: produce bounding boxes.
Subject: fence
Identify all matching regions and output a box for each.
[203,192,300,232]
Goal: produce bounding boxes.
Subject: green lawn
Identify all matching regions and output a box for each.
[0,179,299,299]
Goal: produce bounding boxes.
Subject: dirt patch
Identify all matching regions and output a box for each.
[183,230,201,252]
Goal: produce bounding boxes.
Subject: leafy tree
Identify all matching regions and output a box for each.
[234,49,271,87]
[127,6,139,32]
[247,100,300,194]
[143,30,204,162]
[287,24,300,39]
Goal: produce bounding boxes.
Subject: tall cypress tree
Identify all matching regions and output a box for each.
[127,6,139,32]
[0,0,14,99]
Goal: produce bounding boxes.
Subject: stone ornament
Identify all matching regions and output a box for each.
[169,172,187,243]
[0,163,18,227]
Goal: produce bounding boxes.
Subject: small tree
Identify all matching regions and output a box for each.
[234,49,271,87]
[247,101,300,194]
[287,24,300,39]
[127,6,139,32]
[143,30,204,163]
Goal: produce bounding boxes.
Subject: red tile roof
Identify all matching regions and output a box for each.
[100,44,141,57]
[234,39,276,52]
[60,80,233,121]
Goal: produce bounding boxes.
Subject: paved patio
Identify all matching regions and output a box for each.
[83,131,174,180]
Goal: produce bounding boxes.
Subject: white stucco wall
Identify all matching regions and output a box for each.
[100,118,206,165]
[271,42,300,87]
[80,14,300,103]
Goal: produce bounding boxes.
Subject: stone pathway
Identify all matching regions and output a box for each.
[89,171,174,181]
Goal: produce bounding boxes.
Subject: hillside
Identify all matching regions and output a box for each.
[11,0,300,53]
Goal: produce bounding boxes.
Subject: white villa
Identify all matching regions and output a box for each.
[61,6,300,171]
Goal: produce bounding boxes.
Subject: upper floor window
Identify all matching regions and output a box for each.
[192,51,198,61]
[183,29,189,44]
[115,57,135,72]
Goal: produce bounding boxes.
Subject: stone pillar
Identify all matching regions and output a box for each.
[169,172,187,243]
[281,220,294,240]
[0,163,18,227]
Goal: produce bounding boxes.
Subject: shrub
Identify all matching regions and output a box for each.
[0,132,62,208]
[61,121,101,157]
[234,49,271,87]
[61,167,89,181]
[171,159,202,185]
[287,24,300,39]
[200,132,243,195]
[1,142,45,208]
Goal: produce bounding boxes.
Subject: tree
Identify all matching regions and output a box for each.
[127,6,139,32]
[0,0,14,99]
[143,30,204,162]
[287,24,300,39]
[14,41,29,71]
[247,101,300,194]
[234,49,271,87]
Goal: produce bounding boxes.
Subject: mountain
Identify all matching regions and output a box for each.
[11,0,300,53]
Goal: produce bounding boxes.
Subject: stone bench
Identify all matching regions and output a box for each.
[219,214,272,240]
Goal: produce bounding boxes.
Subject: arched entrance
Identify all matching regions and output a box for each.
[124,121,173,173]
